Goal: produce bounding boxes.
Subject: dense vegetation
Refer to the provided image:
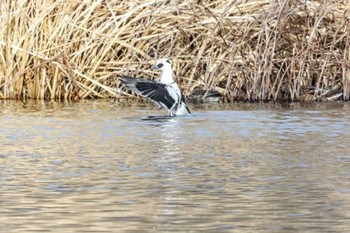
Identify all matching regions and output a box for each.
[1,0,349,102]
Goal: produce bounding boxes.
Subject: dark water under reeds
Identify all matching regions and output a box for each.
[1,100,350,232]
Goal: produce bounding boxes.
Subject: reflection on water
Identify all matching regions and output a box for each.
[1,100,350,232]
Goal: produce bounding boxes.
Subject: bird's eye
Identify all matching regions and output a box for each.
[157,63,164,68]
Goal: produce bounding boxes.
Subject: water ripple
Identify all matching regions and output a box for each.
[1,100,350,232]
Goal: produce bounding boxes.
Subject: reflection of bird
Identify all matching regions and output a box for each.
[120,58,191,116]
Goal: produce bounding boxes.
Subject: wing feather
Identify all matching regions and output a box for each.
[120,75,176,110]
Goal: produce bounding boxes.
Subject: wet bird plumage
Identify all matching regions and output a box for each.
[120,59,190,116]
[120,75,176,110]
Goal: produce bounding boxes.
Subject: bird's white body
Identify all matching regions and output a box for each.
[155,59,189,116]
[121,58,190,116]
[159,64,174,84]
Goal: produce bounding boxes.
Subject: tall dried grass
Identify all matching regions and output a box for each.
[0,0,349,101]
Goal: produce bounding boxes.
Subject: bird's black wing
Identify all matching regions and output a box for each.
[120,75,176,110]
[180,92,191,114]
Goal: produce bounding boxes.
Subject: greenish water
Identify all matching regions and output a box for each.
[1,100,350,232]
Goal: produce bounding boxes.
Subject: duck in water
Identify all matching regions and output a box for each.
[120,58,191,116]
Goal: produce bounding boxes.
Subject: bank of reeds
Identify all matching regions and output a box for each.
[1,0,349,101]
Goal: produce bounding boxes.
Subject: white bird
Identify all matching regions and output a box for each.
[120,58,191,116]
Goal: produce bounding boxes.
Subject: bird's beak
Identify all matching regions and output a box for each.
[152,64,158,70]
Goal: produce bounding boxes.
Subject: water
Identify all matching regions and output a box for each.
[1,100,350,232]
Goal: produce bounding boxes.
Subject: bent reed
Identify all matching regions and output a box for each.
[0,0,349,102]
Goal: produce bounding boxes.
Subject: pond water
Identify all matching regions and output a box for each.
[1,100,350,232]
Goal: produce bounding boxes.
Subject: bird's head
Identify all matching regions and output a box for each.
[152,58,172,71]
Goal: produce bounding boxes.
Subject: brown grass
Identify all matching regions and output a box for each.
[0,0,349,102]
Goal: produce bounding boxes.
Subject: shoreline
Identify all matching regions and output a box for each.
[1,1,349,102]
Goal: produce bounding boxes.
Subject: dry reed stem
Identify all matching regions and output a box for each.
[0,0,349,101]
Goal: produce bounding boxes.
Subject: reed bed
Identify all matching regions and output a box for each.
[0,0,349,101]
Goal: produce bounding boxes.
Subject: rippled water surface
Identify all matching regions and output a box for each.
[1,100,350,232]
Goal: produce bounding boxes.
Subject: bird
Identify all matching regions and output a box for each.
[120,58,191,116]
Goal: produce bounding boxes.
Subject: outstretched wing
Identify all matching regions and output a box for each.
[120,75,176,110]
